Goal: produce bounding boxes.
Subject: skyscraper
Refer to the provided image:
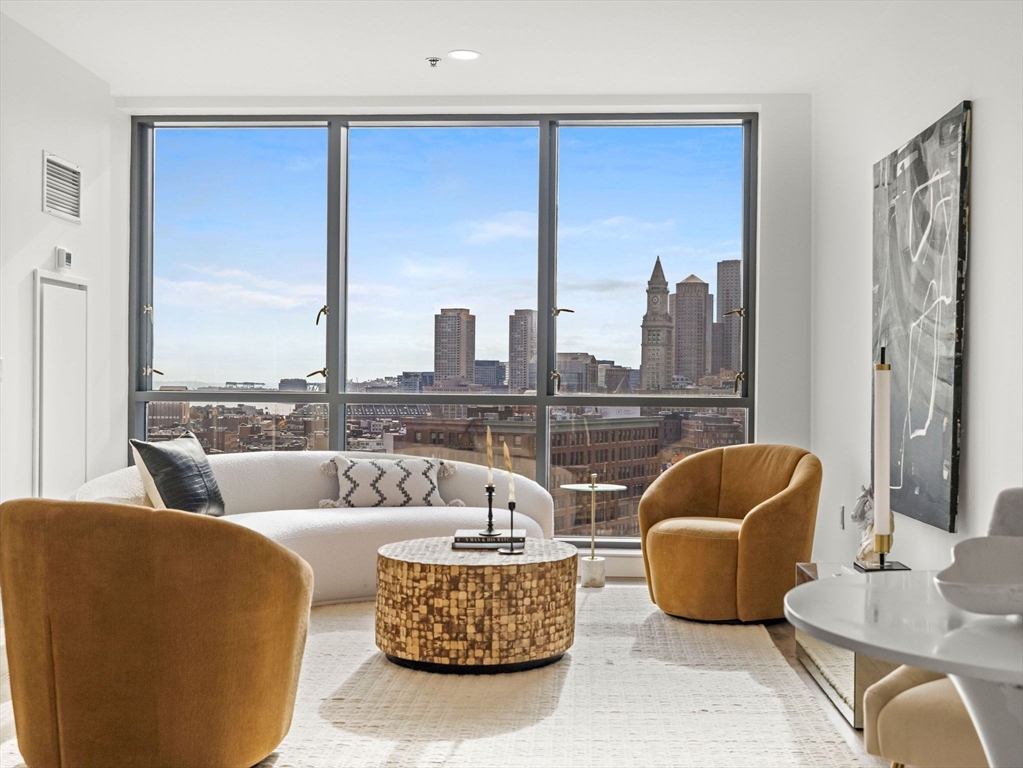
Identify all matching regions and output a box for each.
[508,309,537,393]
[474,359,506,387]
[434,308,475,383]
[705,293,714,375]
[640,257,674,391]
[556,352,599,393]
[673,275,708,385]
[711,322,726,377]
[716,259,742,374]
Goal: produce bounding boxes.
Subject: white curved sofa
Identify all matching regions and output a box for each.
[75,451,553,605]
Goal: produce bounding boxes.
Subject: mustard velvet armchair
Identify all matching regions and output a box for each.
[639,444,823,622]
[0,499,314,768]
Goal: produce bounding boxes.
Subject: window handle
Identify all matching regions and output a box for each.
[733,371,746,394]
[723,307,745,318]
[551,307,575,316]
[143,367,164,376]
[315,305,329,325]
[307,367,328,378]
[551,370,562,393]
[143,305,155,324]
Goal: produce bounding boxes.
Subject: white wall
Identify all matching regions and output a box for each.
[0,14,130,501]
[754,95,811,448]
[809,3,1023,568]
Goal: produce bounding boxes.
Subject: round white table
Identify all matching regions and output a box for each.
[785,569,1023,768]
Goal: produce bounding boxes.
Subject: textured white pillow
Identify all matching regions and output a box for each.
[319,455,453,508]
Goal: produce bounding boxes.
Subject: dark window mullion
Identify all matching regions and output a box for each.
[327,120,346,451]
[128,119,155,450]
[536,118,558,490]
[742,116,758,438]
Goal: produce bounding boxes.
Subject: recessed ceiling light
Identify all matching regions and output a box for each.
[447,50,481,61]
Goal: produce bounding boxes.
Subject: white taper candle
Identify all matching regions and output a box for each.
[503,442,515,503]
[874,358,891,536]
[486,426,494,486]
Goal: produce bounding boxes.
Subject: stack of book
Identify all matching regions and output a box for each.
[452,529,526,550]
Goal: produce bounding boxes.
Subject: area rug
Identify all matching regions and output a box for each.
[1,584,865,767]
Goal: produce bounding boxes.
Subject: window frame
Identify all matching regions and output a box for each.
[129,112,759,549]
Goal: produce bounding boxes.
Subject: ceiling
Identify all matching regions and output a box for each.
[0,0,894,101]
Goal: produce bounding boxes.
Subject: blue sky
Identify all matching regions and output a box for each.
[154,125,742,385]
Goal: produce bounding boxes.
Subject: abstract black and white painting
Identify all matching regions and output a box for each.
[872,102,971,532]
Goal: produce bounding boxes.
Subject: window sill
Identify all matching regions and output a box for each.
[578,548,647,579]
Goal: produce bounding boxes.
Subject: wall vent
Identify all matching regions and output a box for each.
[42,152,82,223]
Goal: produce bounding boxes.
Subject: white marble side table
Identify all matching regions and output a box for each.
[561,481,627,587]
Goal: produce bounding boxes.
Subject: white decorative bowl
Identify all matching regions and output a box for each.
[934,536,1023,616]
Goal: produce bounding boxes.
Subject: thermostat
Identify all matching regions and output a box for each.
[55,247,72,272]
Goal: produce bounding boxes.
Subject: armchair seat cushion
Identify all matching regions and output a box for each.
[647,517,741,621]
[865,667,987,768]
[650,516,742,539]
[877,678,987,768]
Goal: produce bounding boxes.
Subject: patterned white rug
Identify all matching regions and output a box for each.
[1,584,865,767]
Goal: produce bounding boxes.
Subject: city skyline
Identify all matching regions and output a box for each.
[157,248,743,396]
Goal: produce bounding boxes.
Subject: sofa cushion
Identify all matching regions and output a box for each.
[226,506,546,604]
[129,432,225,516]
[319,455,449,508]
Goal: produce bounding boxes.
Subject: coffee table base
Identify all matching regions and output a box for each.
[385,652,565,675]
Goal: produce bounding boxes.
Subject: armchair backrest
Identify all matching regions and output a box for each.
[717,444,812,519]
[0,499,313,767]
[639,443,821,540]
[987,487,1023,537]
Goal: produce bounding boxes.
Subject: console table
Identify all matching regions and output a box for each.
[785,569,1023,768]
[793,563,898,728]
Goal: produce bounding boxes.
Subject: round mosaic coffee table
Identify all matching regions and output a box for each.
[375,537,577,674]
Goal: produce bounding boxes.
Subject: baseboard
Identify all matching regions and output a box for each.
[586,549,647,579]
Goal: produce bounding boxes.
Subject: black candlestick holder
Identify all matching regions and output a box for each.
[479,484,498,537]
[497,502,523,555]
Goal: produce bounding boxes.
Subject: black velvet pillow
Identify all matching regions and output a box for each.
[129,432,225,516]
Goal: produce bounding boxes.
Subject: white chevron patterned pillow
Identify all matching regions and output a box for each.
[318,455,449,508]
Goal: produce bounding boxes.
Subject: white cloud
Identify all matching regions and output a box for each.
[560,215,675,240]
[155,278,319,310]
[183,265,321,298]
[349,282,401,298]
[157,265,323,310]
[285,155,325,173]
[346,301,421,321]
[559,277,644,295]
[460,211,536,245]
[654,241,741,260]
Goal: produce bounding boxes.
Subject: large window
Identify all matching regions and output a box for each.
[132,115,756,542]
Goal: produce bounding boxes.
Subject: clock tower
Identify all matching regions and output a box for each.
[640,256,674,391]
